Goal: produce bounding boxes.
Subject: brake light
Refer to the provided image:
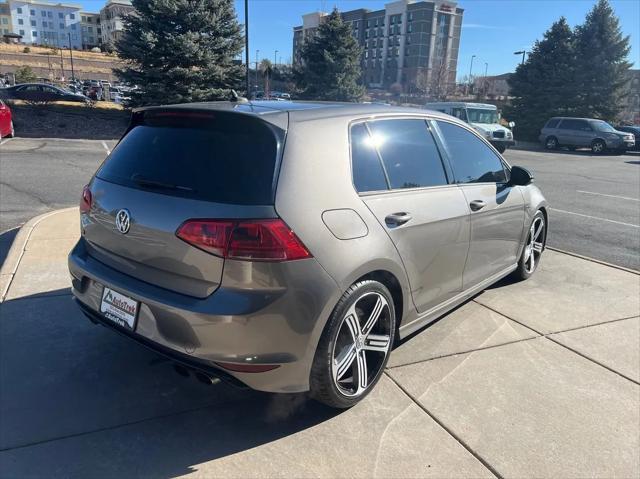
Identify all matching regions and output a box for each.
[176,219,311,261]
[80,185,92,213]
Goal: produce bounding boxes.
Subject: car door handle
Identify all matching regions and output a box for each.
[469,200,487,211]
[385,212,412,227]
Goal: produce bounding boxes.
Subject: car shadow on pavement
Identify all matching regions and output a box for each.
[0,288,339,475]
[0,227,19,270]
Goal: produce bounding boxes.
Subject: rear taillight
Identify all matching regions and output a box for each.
[80,185,92,213]
[176,219,311,262]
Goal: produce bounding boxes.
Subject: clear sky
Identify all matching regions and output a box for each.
[77,0,639,78]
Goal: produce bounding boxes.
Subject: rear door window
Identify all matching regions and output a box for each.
[366,119,448,189]
[350,123,388,192]
[97,111,281,205]
[559,119,581,130]
[434,121,507,184]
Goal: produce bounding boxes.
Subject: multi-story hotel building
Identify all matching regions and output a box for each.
[6,0,82,48]
[80,11,101,49]
[99,0,133,46]
[293,0,463,92]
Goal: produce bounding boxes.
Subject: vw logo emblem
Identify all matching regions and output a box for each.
[115,209,131,234]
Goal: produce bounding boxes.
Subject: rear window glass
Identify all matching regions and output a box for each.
[96,112,281,205]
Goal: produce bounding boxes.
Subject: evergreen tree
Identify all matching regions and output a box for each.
[506,18,577,140]
[115,0,244,107]
[295,8,365,102]
[573,0,631,119]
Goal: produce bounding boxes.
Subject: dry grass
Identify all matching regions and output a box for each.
[0,42,118,61]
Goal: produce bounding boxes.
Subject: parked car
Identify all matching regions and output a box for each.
[69,102,548,408]
[615,125,640,151]
[0,83,88,103]
[540,117,635,153]
[0,99,14,139]
[424,102,515,153]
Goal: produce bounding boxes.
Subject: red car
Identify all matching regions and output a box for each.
[0,99,14,139]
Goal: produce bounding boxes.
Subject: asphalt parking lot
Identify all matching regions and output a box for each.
[1,137,639,269]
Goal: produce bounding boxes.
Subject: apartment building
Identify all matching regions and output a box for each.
[0,2,11,36]
[99,0,133,46]
[7,0,82,48]
[293,0,463,92]
[80,11,101,49]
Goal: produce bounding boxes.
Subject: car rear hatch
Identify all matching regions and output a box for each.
[82,107,287,298]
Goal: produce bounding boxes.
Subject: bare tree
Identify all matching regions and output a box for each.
[417,59,453,101]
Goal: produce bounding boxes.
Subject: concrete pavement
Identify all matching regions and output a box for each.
[0,208,638,478]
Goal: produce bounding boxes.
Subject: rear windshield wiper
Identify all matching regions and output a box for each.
[131,174,195,192]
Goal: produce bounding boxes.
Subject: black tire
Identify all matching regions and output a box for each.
[495,144,506,154]
[591,139,606,154]
[310,280,396,409]
[8,121,14,138]
[513,210,546,281]
[545,136,558,150]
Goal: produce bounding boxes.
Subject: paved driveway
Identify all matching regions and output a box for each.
[0,209,637,478]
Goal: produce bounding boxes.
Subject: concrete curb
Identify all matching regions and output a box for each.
[547,246,639,275]
[0,207,77,303]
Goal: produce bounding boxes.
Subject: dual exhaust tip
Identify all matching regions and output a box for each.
[173,363,221,386]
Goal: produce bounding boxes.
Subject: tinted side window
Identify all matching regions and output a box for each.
[435,121,507,184]
[559,119,582,130]
[545,118,560,129]
[367,119,448,189]
[350,123,388,192]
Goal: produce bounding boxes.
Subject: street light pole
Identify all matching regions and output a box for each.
[255,49,260,95]
[514,50,527,65]
[274,49,278,67]
[467,54,475,96]
[68,32,75,81]
[244,0,249,95]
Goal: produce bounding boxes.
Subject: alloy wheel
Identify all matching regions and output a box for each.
[524,216,545,274]
[331,292,392,397]
[592,141,605,154]
[546,137,557,149]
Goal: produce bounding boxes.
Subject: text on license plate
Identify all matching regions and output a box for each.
[100,287,138,330]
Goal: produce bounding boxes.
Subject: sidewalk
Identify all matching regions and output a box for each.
[0,208,638,478]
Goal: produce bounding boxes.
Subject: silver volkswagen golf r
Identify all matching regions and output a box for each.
[69,101,548,408]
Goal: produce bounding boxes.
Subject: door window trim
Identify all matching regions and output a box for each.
[348,115,454,196]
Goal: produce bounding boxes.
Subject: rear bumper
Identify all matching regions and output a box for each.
[68,238,341,393]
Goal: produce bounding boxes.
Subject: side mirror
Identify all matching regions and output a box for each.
[509,166,533,186]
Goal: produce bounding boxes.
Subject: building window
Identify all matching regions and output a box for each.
[373,29,377,37]
[408,24,412,33]
[390,16,395,24]
[406,47,410,56]
[88,26,93,32]
[19,29,24,35]
[406,35,411,44]
[58,12,63,18]
[1,18,7,25]
[365,51,369,59]
[47,11,52,18]
[31,20,37,26]
[18,19,23,25]
[82,16,86,22]
[71,23,76,30]
[70,13,75,19]
[374,19,378,27]
[59,23,64,29]
[30,9,35,16]
[366,20,370,28]
[365,31,369,39]
[409,12,413,21]
[17,7,22,14]
[41,11,46,17]
[32,30,37,37]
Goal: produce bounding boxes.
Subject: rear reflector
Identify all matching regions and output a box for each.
[80,185,92,213]
[215,362,280,373]
[176,219,311,262]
